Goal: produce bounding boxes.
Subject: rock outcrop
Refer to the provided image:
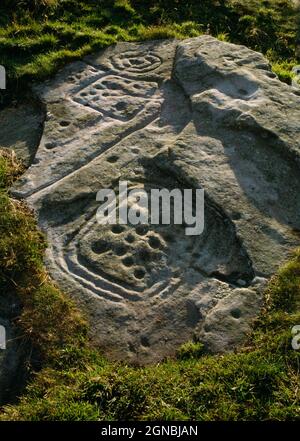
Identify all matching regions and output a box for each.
[3,36,300,363]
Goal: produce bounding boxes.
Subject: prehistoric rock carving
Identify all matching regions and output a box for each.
[10,37,300,363]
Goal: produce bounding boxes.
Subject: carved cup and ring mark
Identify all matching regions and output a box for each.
[61,178,254,302]
[72,51,162,121]
[63,183,200,299]
[73,75,159,121]
[62,51,253,301]
[110,50,162,73]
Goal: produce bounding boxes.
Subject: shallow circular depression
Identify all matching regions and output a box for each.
[62,177,254,301]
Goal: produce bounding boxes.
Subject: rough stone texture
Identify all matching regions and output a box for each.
[197,287,264,353]
[0,102,44,167]
[7,36,300,363]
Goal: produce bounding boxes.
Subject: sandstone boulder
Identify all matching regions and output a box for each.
[6,36,300,363]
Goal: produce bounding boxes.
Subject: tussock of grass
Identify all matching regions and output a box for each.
[266,249,300,312]
[0,150,299,421]
[0,151,44,285]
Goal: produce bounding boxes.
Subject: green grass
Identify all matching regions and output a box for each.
[0,0,299,106]
[0,150,299,421]
[0,149,87,362]
[0,0,299,421]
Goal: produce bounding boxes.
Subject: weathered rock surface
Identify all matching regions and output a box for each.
[6,36,300,363]
[0,102,44,167]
